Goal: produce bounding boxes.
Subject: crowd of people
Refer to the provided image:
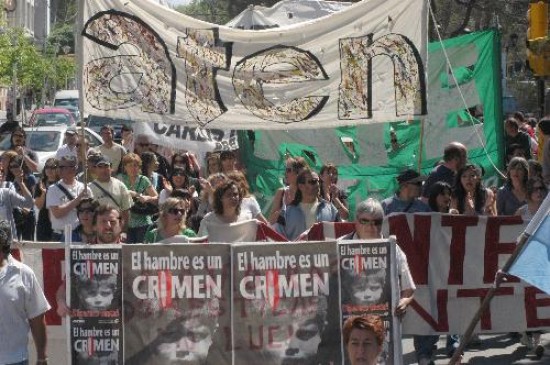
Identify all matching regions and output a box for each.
[2,111,550,365]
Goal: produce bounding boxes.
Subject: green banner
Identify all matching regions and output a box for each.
[239,30,504,219]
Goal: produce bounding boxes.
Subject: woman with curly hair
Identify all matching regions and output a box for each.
[198,180,246,237]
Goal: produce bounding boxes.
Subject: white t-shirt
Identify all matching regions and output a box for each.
[0,256,51,364]
[46,180,93,231]
[198,211,249,237]
[240,196,262,220]
[55,144,78,160]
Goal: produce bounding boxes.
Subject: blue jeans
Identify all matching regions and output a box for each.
[414,335,439,360]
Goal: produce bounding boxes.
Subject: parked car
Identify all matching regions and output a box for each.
[87,115,134,144]
[29,108,77,127]
[0,126,103,172]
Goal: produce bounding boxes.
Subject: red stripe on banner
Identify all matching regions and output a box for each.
[88,337,93,357]
[165,270,173,308]
[354,254,362,274]
[266,269,280,310]
[87,259,92,280]
[42,248,65,326]
[457,287,514,330]
[410,289,450,332]
[483,216,522,284]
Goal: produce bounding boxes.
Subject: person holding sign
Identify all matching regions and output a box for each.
[340,198,415,317]
[343,315,385,365]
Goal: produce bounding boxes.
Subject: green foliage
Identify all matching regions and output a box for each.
[175,0,231,24]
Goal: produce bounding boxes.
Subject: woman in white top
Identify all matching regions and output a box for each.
[227,170,267,224]
[198,180,248,237]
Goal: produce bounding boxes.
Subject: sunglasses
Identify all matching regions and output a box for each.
[172,172,185,177]
[78,207,95,214]
[358,218,383,226]
[167,208,186,215]
[12,134,24,138]
[9,164,21,169]
[45,164,58,169]
[533,186,547,192]
[59,165,76,169]
[305,178,319,185]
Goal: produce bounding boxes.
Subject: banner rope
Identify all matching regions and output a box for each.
[428,0,506,180]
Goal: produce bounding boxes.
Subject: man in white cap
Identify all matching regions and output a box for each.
[55,126,80,160]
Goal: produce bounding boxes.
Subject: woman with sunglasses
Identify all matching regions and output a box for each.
[34,157,60,241]
[71,198,99,244]
[159,167,195,205]
[278,169,340,240]
[144,197,197,243]
[340,198,415,316]
[515,177,548,220]
[268,156,309,224]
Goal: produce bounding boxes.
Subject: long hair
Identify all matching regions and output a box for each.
[453,164,485,214]
[290,168,314,206]
[40,157,59,186]
[213,180,242,215]
[428,181,452,212]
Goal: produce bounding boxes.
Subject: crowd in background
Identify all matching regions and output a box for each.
[1,110,550,364]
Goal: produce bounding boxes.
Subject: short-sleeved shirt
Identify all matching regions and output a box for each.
[240,196,262,220]
[143,227,197,243]
[120,174,154,228]
[96,143,126,174]
[46,180,93,231]
[90,177,133,211]
[0,256,51,364]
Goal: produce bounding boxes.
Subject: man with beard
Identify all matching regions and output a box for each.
[94,204,123,244]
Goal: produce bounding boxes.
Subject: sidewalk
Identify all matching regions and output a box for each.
[402,333,550,364]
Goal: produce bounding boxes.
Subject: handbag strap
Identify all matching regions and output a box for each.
[56,182,75,201]
[92,181,120,208]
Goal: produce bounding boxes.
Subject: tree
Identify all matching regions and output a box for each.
[176,0,231,24]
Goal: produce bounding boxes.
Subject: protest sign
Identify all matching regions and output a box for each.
[339,239,401,365]
[68,245,123,365]
[232,241,338,364]
[122,243,231,365]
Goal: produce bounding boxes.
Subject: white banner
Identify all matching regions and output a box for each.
[384,213,550,335]
[80,0,427,130]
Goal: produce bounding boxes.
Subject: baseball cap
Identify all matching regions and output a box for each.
[94,155,111,166]
[58,156,77,167]
[396,169,426,185]
[65,126,78,135]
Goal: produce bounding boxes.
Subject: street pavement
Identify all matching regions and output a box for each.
[402,333,550,364]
